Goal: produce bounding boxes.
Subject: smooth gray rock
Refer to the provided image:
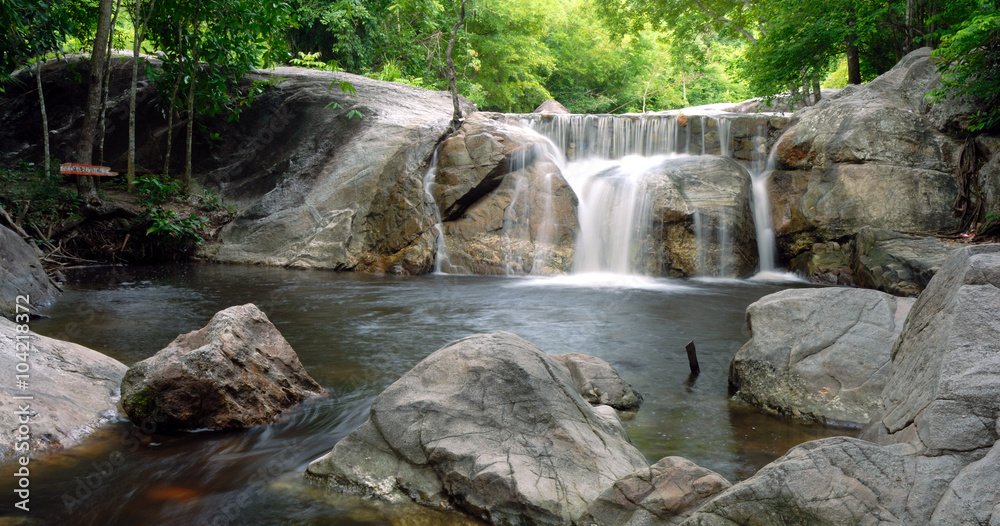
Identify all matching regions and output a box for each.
[686,244,1000,526]
[771,48,961,261]
[681,437,968,526]
[638,156,758,277]
[851,227,958,296]
[306,331,650,525]
[580,456,731,526]
[202,67,477,273]
[730,287,913,426]
[555,353,643,411]
[121,304,324,431]
[0,318,125,459]
[0,224,58,316]
[931,439,1000,525]
[860,244,1000,454]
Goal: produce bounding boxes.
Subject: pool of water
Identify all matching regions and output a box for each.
[4,264,854,524]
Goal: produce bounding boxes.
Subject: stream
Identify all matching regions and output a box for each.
[6,263,854,524]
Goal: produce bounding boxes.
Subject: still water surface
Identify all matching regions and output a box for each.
[7,264,853,524]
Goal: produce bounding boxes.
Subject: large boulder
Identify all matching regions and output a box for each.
[1,224,59,316]
[860,244,1000,454]
[638,156,758,277]
[433,112,579,275]
[0,318,125,459]
[683,244,1000,525]
[730,287,914,426]
[580,456,731,526]
[120,304,324,430]
[769,48,961,264]
[681,437,969,526]
[850,227,958,296]
[305,332,650,525]
[202,68,477,273]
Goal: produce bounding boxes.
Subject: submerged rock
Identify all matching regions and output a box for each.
[0,319,125,459]
[1,224,59,316]
[306,331,650,525]
[581,456,731,526]
[730,287,913,426]
[121,303,324,431]
[555,353,642,411]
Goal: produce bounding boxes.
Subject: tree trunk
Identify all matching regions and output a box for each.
[445,0,467,131]
[846,36,861,85]
[97,0,122,165]
[801,67,810,106]
[34,57,50,178]
[812,75,822,104]
[162,21,183,177]
[129,0,156,192]
[183,22,200,193]
[75,0,116,206]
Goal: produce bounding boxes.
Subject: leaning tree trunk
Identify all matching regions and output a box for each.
[128,0,157,192]
[182,21,200,193]
[162,21,184,177]
[75,0,116,206]
[97,0,122,165]
[34,57,50,178]
[446,0,466,132]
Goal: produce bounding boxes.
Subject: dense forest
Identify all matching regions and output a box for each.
[2,0,998,119]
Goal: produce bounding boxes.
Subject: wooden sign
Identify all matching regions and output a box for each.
[59,163,118,176]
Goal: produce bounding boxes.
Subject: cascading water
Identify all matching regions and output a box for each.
[421,150,452,274]
[519,112,781,278]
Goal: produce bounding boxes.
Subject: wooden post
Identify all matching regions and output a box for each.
[685,341,700,374]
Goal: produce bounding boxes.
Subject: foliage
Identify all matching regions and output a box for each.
[197,188,238,216]
[135,175,183,206]
[931,5,1000,132]
[142,207,205,243]
[0,161,82,232]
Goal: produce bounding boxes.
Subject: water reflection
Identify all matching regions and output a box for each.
[5,264,855,524]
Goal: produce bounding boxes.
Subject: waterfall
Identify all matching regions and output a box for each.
[563,156,658,275]
[496,113,785,278]
[422,150,451,274]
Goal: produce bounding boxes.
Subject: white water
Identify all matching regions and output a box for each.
[421,150,453,274]
[429,113,786,278]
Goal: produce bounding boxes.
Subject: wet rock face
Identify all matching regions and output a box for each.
[1,225,59,316]
[433,112,579,275]
[581,456,731,526]
[769,48,962,265]
[640,156,758,277]
[0,319,125,459]
[120,303,324,431]
[730,287,913,426]
[204,68,477,273]
[305,332,650,525]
